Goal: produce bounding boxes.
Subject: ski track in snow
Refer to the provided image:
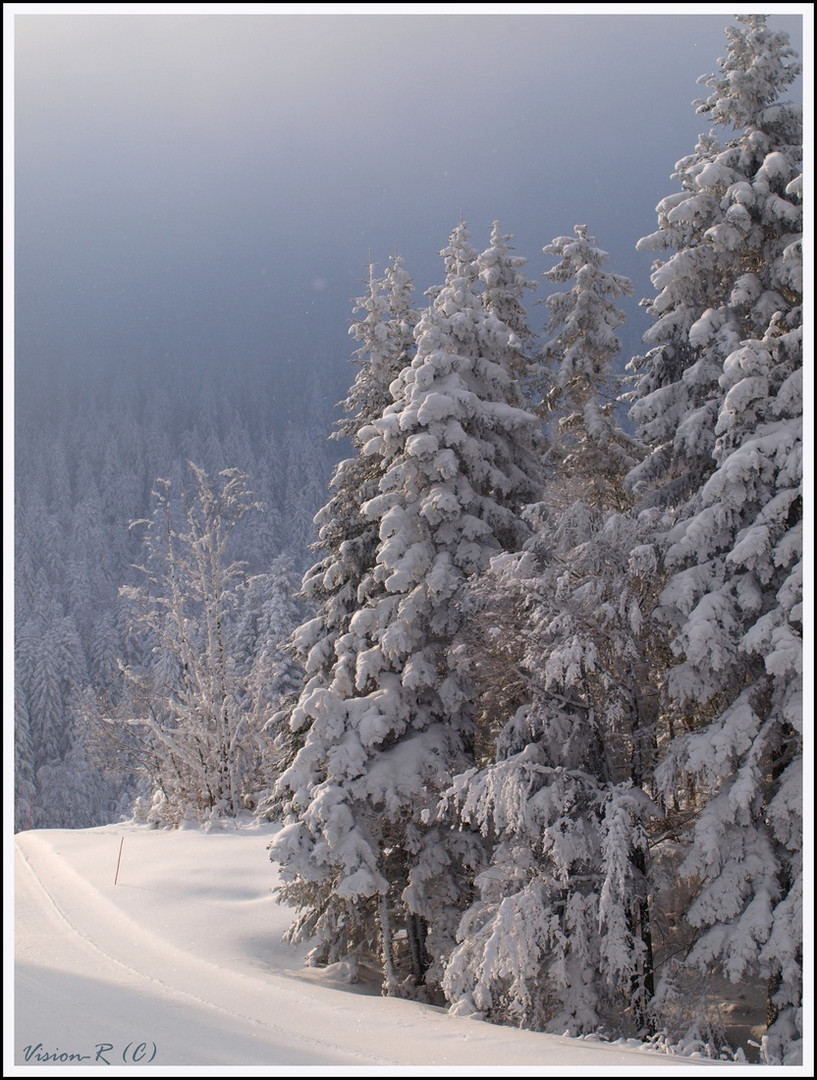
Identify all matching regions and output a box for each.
[14,829,402,1069]
[16,839,397,1068]
[12,825,742,1073]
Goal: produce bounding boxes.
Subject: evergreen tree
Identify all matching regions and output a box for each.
[22,606,74,767]
[478,220,536,378]
[262,255,418,968]
[233,555,306,796]
[625,16,803,1061]
[296,253,417,685]
[626,15,802,510]
[540,225,637,508]
[653,229,802,1065]
[442,228,658,1035]
[14,691,37,832]
[270,224,543,997]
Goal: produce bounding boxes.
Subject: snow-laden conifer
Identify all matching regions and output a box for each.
[233,555,306,796]
[270,224,544,997]
[626,16,803,1061]
[626,15,802,509]
[478,220,536,378]
[293,256,417,691]
[540,225,638,508]
[265,255,418,972]
[14,691,37,831]
[442,228,659,1036]
[654,241,802,1065]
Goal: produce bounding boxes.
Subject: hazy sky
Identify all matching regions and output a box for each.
[11,5,806,406]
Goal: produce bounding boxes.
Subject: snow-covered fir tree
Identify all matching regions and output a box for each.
[461,222,543,749]
[625,16,803,1062]
[477,220,536,379]
[233,554,307,797]
[540,224,637,508]
[626,15,802,510]
[14,691,37,832]
[295,254,418,693]
[270,224,544,998]
[262,255,418,966]
[442,227,661,1036]
[655,301,803,1063]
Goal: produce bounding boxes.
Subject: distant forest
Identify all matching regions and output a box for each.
[14,367,342,829]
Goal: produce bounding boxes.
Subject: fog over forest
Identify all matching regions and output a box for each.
[14,7,800,824]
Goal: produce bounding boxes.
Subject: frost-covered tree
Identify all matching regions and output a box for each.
[266,257,418,775]
[101,465,266,826]
[233,555,306,795]
[16,601,84,770]
[270,224,544,997]
[626,16,803,1062]
[626,15,801,510]
[653,240,802,1063]
[293,255,417,689]
[14,691,37,832]
[442,229,660,1036]
[460,223,542,746]
[478,220,536,378]
[540,225,637,508]
[442,507,667,1036]
[261,255,418,963]
[282,431,337,561]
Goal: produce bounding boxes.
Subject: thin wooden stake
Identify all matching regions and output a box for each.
[114,836,124,885]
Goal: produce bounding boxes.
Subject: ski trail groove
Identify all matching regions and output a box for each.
[15,838,398,1066]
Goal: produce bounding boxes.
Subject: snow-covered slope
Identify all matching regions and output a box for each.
[13,821,738,1073]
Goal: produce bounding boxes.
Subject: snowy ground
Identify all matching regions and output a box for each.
[9,820,772,1075]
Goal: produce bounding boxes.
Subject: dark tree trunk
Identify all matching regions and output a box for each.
[630,845,656,1035]
[407,912,429,987]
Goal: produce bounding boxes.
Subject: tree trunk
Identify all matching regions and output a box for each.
[379,896,398,997]
[629,845,655,1035]
[766,971,781,1028]
[407,912,429,987]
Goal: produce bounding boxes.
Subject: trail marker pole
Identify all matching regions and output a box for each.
[114,836,124,885]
